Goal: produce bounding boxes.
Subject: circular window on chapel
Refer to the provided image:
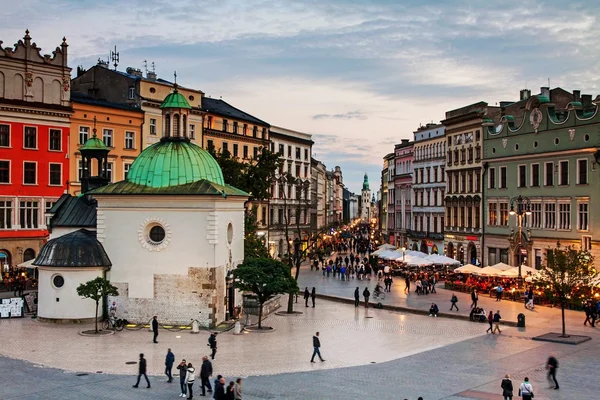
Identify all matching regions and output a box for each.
[149,225,166,244]
[52,274,64,289]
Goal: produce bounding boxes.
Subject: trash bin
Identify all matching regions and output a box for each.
[517,313,525,328]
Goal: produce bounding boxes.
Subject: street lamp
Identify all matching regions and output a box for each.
[401,246,406,262]
[509,195,532,286]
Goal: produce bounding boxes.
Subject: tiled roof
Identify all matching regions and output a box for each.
[33,229,111,268]
[90,179,249,197]
[71,92,142,112]
[202,97,269,126]
[50,194,97,228]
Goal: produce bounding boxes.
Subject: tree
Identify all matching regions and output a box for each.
[244,209,270,259]
[76,277,119,333]
[234,257,298,329]
[534,243,597,337]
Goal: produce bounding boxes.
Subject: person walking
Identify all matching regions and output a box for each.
[404,276,410,293]
[208,332,218,360]
[471,289,478,309]
[214,376,226,400]
[177,359,188,398]
[303,287,310,307]
[152,316,159,343]
[234,378,242,400]
[496,285,503,301]
[546,354,559,389]
[518,377,534,400]
[450,293,459,311]
[501,374,513,400]
[363,287,370,308]
[486,311,494,334]
[133,353,151,389]
[185,362,196,399]
[311,287,316,308]
[354,287,360,307]
[165,348,175,382]
[492,310,502,334]
[525,290,534,310]
[583,301,594,326]
[310,332,325,362]
[200,356,213,396]
[225,381,236,400]
[430,276,437,294]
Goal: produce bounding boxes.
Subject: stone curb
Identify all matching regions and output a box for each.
[314,293,519,327]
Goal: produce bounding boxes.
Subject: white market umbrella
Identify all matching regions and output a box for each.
[17,259,37,268]
[454,264,481,274]
[474,266,502,276]
[405,250,428,258]
[377,244,397,251]
[428,254,460,266]
[490,262,513,271]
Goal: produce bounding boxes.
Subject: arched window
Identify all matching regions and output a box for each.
[165,114,171,137]
[23,248,36,262]
[173,114,180,137]
[182,114,187,137]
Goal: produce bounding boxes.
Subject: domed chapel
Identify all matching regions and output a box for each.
[34,87,248,326]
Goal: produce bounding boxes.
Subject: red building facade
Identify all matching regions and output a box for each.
[0,31,71,267]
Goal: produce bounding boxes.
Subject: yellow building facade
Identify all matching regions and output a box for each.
[69,95,144,194]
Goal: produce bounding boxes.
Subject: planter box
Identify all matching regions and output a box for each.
[243,294,282,316]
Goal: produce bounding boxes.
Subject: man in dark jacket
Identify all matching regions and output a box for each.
[213,376,226,400]
[354,287,360,307]
[546,355,559,389]
[133,353,151,388]
[310,332,324,362]
[165,348,175,382]
[177,359,188,397]
[208,332,218,360]
[200,356,213,396]
[363,287,370,308]
[304,287,310,307]
[152,316,159,343]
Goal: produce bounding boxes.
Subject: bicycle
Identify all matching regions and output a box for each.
[373,290,386,300]
[103,315,124,331]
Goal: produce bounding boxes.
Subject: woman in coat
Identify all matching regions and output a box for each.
[501,374,513,400]
[486,311,494,334]
[185,363,196,399]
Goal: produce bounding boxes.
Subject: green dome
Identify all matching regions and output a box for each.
[160,89,191,109]
[127,140,224,188]
[80,136,110,152]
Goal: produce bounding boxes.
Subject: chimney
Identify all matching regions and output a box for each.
[97,59,109,69]
[540,86,550,100]
[520,89,531,101]
[573,90,581,102]
[581,94,592,108]
[126,67,143,77]
[401,139,409,144]
[76,66,87,77]
[146,71,157,80]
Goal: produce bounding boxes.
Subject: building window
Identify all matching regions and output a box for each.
[223,142,229,154]
[544,202,556,229]
[559,161,569,185]
[0,200,12,229]
[79,126,90,144]
[262,127,267,139]
[278,208,283,224]
[531,163,540,187]
[78,160,83,181]
[243,145,249,159]
[499,167,507,188]
[106,162,113,182]
[578,201,589,231]
[582,235,592,251]
[295,165,301,177]
[488,202,498,225]
[233,122,238,134]
[488,167,495,189]
[49,163,62,186]
[125,131,135,149]
[558,202,571,230]
[304,165,308,178]
[233,144,238,158]
[545,162,554,186]
[23,162,36,184]
[189,124,195,139]
[222,119,228,132]
[103,129,113,147]
[124,163,131,179]
[261,207,266,225]
[296,147,301,159]
[288,145,292,158]
[253,147,259,159]
[207,140,214,153]
[253,126,258,137]
[529,202,542,229]
[305,148,309,160]
[0,161,9,183]
[19,200,39,229]
[24,127,37,149]
[577,159,588,185]
[128,87,135,100]
[499,202,508,226]
[0,124,9,147]
[150,118,157,135]
[278,144,284,155]
[48,129,62,151]
[474,206,480,229]
[518,165,527,188]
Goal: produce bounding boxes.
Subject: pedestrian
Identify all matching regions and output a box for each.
[214,376,226,400]
[450,293,459,311]
[546,354,559,389]
[152,315,159,343]
[518,377,534,400]
[311,287,316,308]
[234,377,242,400]
[525,290,534,310]
[501,374,513,400]
[471,289,478,308]
[132,353,151,389]
[354,287,360,307]
[310,331,325,362]
[177,359,188,397]
[208,332,218,360]
[200,356,213,396]
[496,284,503,301]
[109,301,117,319]
[404,276,410,293]
[185,362,196,399]
[492,310,502,334]
[486,311,494,334]
[363,287,370,308]
[416,279,422,295]
[583,301,594,326]
[165,348,175,382]
[304,287,310,307]
[225,381,235,400]
[429,302,439,317]
[430,276,437,293]
[213,375,223,399]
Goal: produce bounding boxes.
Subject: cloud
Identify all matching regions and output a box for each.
[312,111,367,120]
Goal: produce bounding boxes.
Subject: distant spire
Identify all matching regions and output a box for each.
[92,116,97,138]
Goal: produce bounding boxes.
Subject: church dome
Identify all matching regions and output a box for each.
[160,90,192,110]
[33,229,111,268]
[126,140,225,188]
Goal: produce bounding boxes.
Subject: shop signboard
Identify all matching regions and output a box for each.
[0,298,24,319]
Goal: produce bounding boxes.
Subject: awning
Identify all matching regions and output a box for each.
[17,259,37,268]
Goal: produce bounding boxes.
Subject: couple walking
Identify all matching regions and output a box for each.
[303,287,316,307]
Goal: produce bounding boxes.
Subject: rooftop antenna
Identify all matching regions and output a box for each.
[110,46,119,71]
[151,62,155,73]
[143,60,148,74]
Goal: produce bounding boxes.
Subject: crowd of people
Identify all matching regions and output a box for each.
[1,269,33,296]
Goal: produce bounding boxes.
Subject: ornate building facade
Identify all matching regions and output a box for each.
[392,139,413,247]
[360,173,372,221]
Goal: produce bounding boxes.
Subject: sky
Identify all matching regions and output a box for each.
[5,0,600,193]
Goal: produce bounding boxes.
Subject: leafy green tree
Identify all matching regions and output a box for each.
[76,277,119,333]
[534,243,597,337]
[234,257,298,329]
[244,209,270,259]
